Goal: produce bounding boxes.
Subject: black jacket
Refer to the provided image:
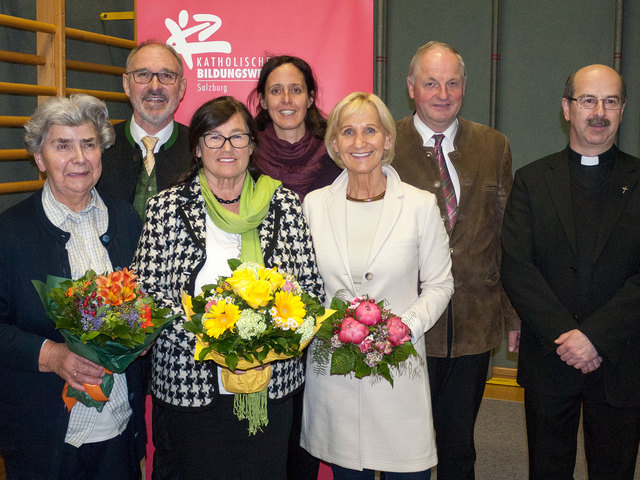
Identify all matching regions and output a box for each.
[0,190,145,478]
[502,147,640,407]
[97,119,191,203]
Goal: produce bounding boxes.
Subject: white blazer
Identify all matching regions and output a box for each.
[301,165,453,472]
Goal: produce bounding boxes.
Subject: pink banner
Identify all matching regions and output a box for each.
[136,0,374,125]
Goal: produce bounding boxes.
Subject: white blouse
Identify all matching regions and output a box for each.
[194,214,241,394]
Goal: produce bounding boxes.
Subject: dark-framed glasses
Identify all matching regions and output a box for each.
[202,133,252,149]
[567,95,623,110]
[127,70,181,85]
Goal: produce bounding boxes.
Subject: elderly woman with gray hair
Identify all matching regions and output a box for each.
[0,94,145,479]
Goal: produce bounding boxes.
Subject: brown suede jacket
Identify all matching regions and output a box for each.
[394,115,520,357]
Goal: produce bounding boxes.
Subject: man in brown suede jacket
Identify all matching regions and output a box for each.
[394,41,520,480]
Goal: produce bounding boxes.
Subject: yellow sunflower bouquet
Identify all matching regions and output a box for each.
[183,259,331,434]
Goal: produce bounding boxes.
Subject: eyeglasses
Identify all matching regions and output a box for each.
[566,95,623,110]
[127,70,181,85]
[202,133,252,149]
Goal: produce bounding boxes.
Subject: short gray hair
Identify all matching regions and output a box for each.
[24,94,115,154]
[126,40,184,76]
[408,41,467,85]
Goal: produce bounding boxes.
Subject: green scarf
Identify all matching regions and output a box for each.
[199,170,281,265]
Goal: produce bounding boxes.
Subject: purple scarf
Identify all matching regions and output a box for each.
[256,123,340,201]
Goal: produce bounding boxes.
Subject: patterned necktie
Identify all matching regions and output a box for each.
[141,136,159,176]
[433,134,458,231]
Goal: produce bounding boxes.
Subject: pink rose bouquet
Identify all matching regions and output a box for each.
[312,295,417,386]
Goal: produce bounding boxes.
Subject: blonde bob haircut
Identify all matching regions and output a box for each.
[325,92,396,169]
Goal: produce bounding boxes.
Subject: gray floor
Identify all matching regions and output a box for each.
[431,398,640,479]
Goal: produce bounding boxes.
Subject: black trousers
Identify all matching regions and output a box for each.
[524,368,640,480]
[151,394,293,480]
[426,351,490,480]
[57,418,140,480]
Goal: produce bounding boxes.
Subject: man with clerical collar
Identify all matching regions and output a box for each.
[502,64,640,478]
[394,41,520,480]
[97,41,190,219]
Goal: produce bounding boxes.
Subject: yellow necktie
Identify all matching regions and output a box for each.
[141,136,159,176]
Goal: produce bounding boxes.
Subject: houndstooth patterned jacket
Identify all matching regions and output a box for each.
[132,175,325,409]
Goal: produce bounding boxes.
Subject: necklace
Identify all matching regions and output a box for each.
[214,193,241,204]
[346,191,386,202]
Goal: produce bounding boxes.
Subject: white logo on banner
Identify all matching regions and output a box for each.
[165,10,232,69]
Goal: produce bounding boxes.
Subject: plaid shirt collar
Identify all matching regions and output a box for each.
[41,180,107,230]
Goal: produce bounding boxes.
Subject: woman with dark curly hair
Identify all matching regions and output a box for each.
[250,55,342,478]
[249,55,341,202]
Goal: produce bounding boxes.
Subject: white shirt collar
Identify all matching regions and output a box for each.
[413,114,459,149]
[129,116,174,154]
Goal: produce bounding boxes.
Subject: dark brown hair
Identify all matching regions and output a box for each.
[180,96,259,182]
[249,55,326,139]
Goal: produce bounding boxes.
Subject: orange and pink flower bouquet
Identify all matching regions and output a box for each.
[33,268,176,411]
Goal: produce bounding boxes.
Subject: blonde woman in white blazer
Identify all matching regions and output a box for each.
[300,92,453,479]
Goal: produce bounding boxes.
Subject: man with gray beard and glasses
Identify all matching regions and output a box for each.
[98,41,190,219]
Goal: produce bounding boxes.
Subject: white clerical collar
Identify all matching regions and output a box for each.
[413,114,458,148]
[580,155,599,166]
[129,116,174,153]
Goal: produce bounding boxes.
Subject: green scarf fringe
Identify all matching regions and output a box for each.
[233,389,268,435]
